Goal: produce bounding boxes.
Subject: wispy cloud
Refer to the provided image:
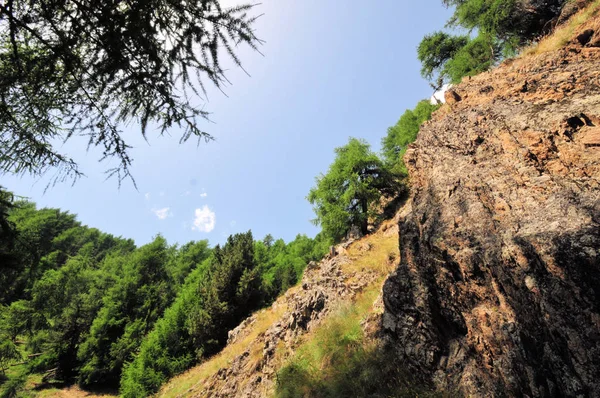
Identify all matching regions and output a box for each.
[144,192,150,201]
[153,207,171,220]
[200,192,208,198]
[192,205,216,233]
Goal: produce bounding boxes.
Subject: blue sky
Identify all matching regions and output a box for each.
[3,1,453,246]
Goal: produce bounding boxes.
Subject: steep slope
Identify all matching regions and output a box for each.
[380,9,600,397]
[158,219,400,397]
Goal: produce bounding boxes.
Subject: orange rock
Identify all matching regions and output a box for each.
[579,126,600,146]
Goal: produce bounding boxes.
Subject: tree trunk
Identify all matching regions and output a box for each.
[360,199,368,235]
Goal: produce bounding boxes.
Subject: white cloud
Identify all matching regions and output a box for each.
[192,206,216,233]
[153,207,171,220]
[200,193,208,198]
[144,192,150,201]
[159,191,166,197]
[181,191,191,197]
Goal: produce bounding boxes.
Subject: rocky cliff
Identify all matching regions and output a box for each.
[381,15,600,397]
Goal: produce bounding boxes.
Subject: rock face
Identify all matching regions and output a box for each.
[381,25,600,397]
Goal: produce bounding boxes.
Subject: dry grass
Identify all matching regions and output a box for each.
[522,0,600,56]
[342,220,399,277]
[38,386,116,398]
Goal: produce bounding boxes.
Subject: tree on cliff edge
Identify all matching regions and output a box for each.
[307,138,400,242]
[0,0,262,184]
[418,0,569,85]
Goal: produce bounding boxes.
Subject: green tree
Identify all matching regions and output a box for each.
[168,240,211,287]
[78,236,175,387]
[0,1,262,184]
[441,0,565,49]
[0,300,43,341]
[419,0,569,85]
[418,31,498,85]
[187,231,260,354]
[381,100,440,175]
[1,202,81,303]
[417,32,469,85]
[0,340,21,375]
[0,189,20,301]
[442,35,498,82]
[308,138,400,242]
[28,253,115,380]
[120,231,260,398]
[0,197,328,395]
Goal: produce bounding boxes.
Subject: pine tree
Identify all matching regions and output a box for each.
[0,1,263,184]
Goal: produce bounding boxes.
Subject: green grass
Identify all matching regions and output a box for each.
[274,286,440,398]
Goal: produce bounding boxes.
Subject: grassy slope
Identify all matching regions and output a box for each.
[522,0,600,56]
[159,219,401,398]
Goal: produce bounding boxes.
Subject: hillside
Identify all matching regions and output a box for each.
[158,4,600,397]
[158,217,403,397]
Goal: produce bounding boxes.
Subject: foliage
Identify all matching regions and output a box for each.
[443,35,498,82]
[442,0,566,45]
[258,233,330,302]
[381,100,440,175]
[120,232,328,397]
[76,236,176,386]
[0,340,21,375]
[417,32,469,85]
[0,1,263,184]
[0,193,327,395]
[0,300,43,342]
[419,0,569,84]
[308,138,401,242]
[0,372,27,398]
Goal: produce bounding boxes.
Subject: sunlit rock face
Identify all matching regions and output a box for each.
[381,29,600,397]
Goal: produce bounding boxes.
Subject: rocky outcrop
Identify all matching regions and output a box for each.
[381,22,600,397]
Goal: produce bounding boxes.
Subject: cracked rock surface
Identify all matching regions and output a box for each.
[381,23,600,398]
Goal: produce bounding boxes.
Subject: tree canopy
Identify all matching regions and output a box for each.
[0,0,262,184]
[308,138,400,242]
[381,100,439,175]
[418,0,569,85]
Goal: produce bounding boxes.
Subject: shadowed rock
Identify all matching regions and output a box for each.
[381,36,600,397]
